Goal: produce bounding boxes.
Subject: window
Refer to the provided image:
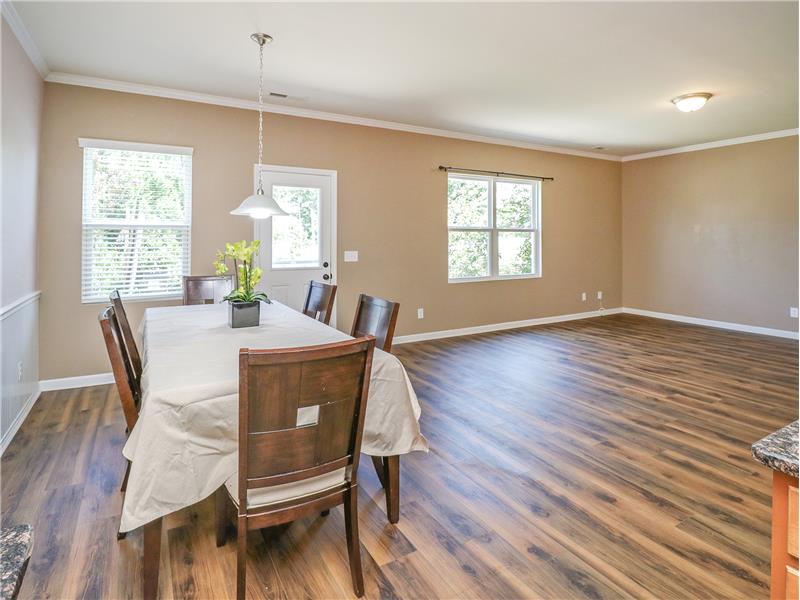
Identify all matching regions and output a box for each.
[271,185,322,269]
[80,138,192,303]
[447,173,541,281]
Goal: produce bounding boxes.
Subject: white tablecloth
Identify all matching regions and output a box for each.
[120,302,428,532]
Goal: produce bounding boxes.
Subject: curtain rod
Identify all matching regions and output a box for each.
[438,165,554,182]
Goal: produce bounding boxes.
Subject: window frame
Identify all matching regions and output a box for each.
[79,138,193,304]
[447,172,541,283]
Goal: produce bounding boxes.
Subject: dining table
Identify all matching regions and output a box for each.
[120,301,428,599]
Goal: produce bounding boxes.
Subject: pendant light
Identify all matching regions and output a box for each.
[231,33,289,219]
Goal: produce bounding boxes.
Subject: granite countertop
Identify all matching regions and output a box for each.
[0,524,33,600]
[752,420,798,478]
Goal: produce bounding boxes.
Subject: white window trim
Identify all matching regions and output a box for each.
[80,138,193,304]
[78,137,193,156]
[447,173,542,283]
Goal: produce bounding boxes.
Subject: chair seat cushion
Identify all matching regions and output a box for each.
[225,468,346,508]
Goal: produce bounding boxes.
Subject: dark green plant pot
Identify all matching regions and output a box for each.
[229,301,260,328]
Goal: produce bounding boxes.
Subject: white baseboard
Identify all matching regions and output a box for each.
[622,307,799,340]
[0,386,40,455]
[394,305,798,344]
[39,372,114,392]
[394,307,624,344]
[34,306,795,393]
[2,373,113,454]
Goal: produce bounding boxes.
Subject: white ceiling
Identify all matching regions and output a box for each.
[12,1,799,156]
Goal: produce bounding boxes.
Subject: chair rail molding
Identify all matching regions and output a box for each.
[0,290,41,321]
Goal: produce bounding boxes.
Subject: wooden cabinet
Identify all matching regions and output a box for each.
[787,567,798,600]
[789,487,798,560]
[771,471,799,600]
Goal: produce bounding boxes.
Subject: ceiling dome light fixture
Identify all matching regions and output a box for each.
[671,92,713,113]
[231,33,289,220]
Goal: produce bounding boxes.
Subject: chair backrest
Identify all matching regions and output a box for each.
[109,290,142,396]
[238,337,375,511]
[98,306,140,431]
[350,294,400,352]
[302,281,337,325]
[183,275,235,305]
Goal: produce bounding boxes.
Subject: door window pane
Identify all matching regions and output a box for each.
[498,231,535,276]
[271,185,321,269]
[496,181,533,228]
[448,177,489,227]
[448,231,490,279]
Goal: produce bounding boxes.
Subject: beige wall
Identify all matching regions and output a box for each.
[38,83,622,379]
[1,17,43,443]
[622,136,798,331]
[2,17,43,306]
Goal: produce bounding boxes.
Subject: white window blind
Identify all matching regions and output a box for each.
[80,139,193,303]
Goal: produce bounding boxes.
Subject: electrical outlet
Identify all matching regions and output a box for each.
[597,291,603,300]
[791,307,798,318]
[343,250,359,262]
[417,308,424,319]
[581,292,587,302]
[17,361,23,383]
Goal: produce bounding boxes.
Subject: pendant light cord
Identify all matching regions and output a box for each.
[256,39,264,194]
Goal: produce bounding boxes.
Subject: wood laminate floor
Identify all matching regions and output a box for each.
[2,314,797,599]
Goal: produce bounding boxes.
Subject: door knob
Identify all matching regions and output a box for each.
[322,274,330,281]
[323,261,329,268]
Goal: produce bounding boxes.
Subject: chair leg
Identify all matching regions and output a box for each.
[215,487,228,547]
[344,486,364,597]
[237,516,247,600]
[117,461,131,540]
[143,518,163,600]
[370,455,386,488]
[385,455,400,524]
[121,460,131,493]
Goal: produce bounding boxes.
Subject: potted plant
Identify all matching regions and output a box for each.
[213,240,271,328]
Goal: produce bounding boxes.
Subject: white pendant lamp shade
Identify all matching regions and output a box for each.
[232,32,289,219]
[231,190,288,219]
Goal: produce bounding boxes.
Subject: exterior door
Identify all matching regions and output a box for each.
[253,165,336,313]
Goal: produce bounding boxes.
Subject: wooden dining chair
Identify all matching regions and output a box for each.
[302,280,337,325]
[109,290,142,398]
[215,337,376,599]
[98,305,141,540]
[351,293,400,352]
[182,275,235,305]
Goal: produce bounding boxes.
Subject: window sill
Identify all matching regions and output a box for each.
[448,274,541,284]
[81,293,183,305]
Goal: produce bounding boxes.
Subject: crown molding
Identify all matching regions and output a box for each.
[44,71,622,162]
[1,1,49,77]
[621,128,799,162]
[41,72,798,163]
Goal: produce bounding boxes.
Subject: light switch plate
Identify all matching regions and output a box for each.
[344,250,359,262]
[790,307,798,318]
